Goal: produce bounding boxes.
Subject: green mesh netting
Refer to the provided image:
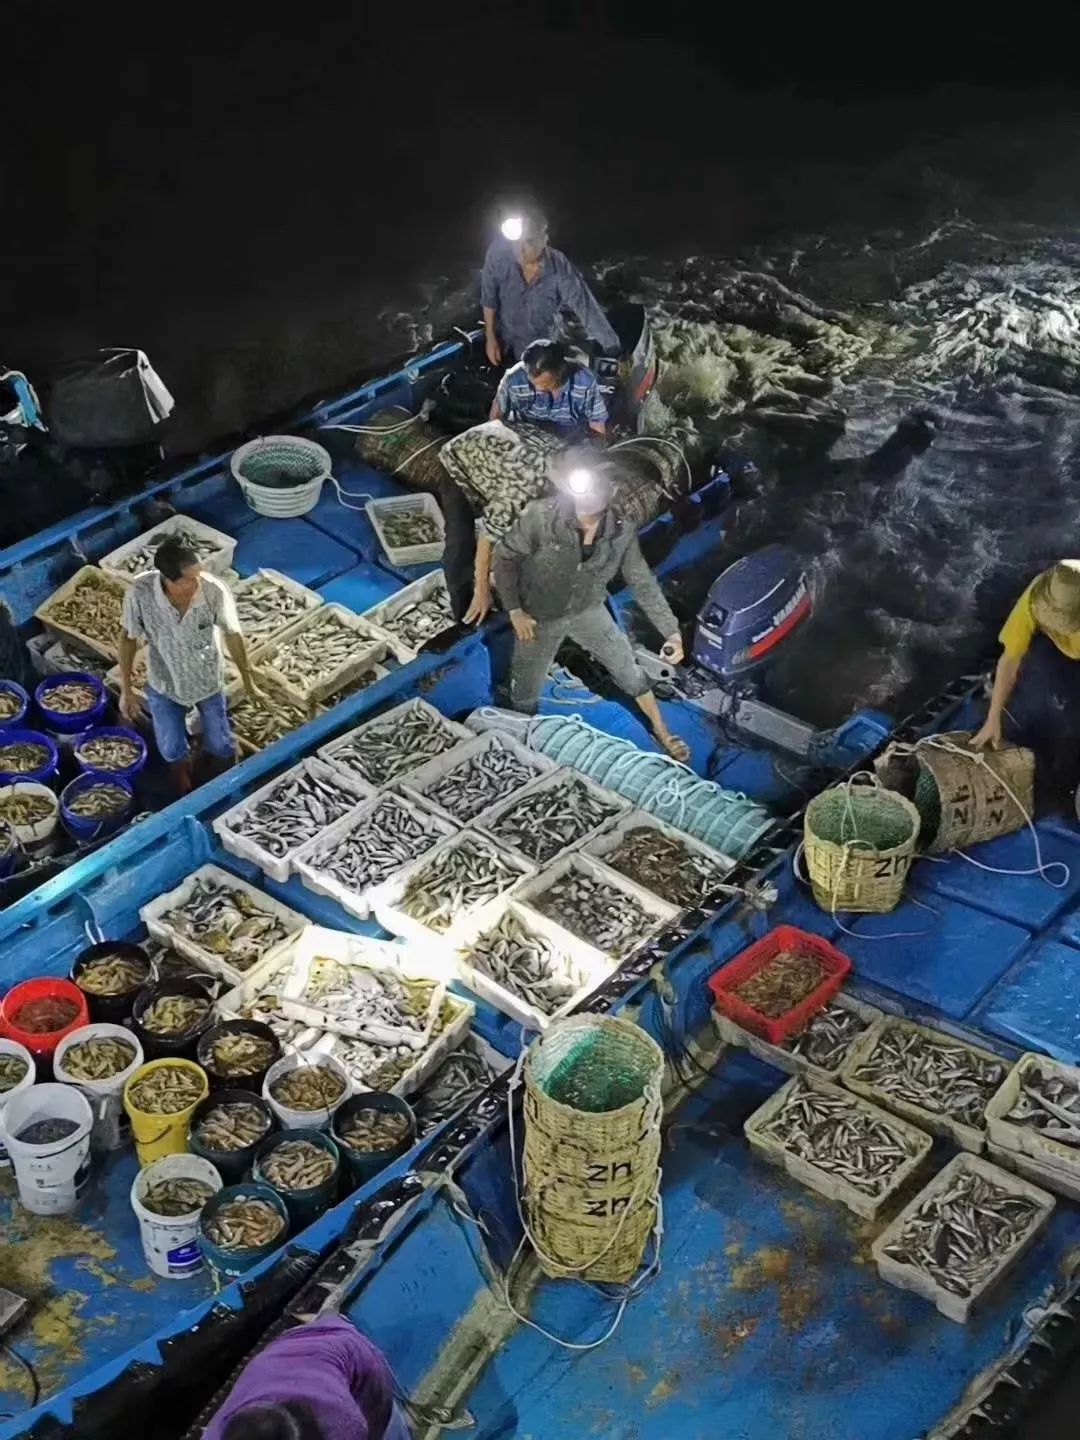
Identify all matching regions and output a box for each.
[806,788,916,850]
[914,769,942,840]
[542,1033,656,1113]
[236,441,327,489]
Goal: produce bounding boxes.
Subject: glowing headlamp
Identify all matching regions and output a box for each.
[565,468,595,497]
[500,215,524,242]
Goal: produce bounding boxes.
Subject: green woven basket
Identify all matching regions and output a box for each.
[804,782,920,914]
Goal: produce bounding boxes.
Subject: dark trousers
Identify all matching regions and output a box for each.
[437,474,478,622]
[1007,632,1080,807]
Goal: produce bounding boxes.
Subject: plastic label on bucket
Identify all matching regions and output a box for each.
[166,1241,202,1275]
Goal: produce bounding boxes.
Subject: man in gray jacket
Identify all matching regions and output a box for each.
[493,465,689,762]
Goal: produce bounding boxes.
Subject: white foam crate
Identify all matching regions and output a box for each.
[400,731,559,829]
[254,604,387,707]
[840,1017,1013,1155]
[712,992,884,1084]
[231,567,325,647]
[34,565,127,661]
[744,1074,933,1221]
[317,651,392,710]
[317,697,473,790]
[99,513,236,583]
[872,1152,1055,1323]
[292,789,457,921]
[139,863,308,988]
[985,1052,1080,1185]
[216,952,325,1053]
[366,492,446,568]
[358,570,456,663]
[583,809,737,907]
[212,757,374,884]
[28,632,110,679]
[214,678,322,758]
[986,1139,1080,1203]
[513,850,678,963]
[371,829,536,950]
[277,923,448,1041]
[455,895,614,1033]
[314,990,476,1098]
[477,768,630,872]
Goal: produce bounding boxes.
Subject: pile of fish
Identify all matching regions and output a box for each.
[439,420,562,502]
[17,1118,79,1144]
[0,691,22,719]
[269,1064,347,1112]
[48,640,111,677]
[11,995,81,1033]
[880,1167,1044,1298]
[849,1024,1008,1129]
[77,951,149,996]
[464,911,582,1016]
[414,1047,499,1135]
[222,989,317,1051]
[378,508,441,550]
[229,687,312,752]
[422,742,538,825]
[602,826,730,907]
[484,777,619,866]
[300,793,440,894]
[139,993,211,1037]
[264,610,361,693]
[128,1064,205,1114]
[336,1106,411,1152]
[732,950,826,1021]
[785,1002,874,1072]
[206,1030,278,1079]
[319,667,385,708]
[66,781,130,819]
[110,525,227,579]
[260,1138,336,1190]
[0,1054,29,1093]
[528,869,656,957]
[373,580,455,654]
[755,1080,921,1197]
[234,574,318,642]
[1004,1065,1080,1144]
[141,1176,216,1217]
[194,1100,271,1151]
[60,1035,138,1081]
[38,680,99,715]
[0,740,50,775]
[325,705,463,786]
[322,1035,415,1092]
[397,836,522,933]
[0,790,55,828]
[42,571,124,653]
[75,734,143,772]
[224,764,365,859]
[204,1196,285,1251]
[298,956,436,1044]
[160,876,294,971]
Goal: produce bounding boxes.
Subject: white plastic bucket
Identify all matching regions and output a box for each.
[131,1153,223,1279]
[0,1038,36,1170]
[2,1082,93,1215]
[0,781,60,855]
[54,1023,144,1152]
[230,436,331,519]
[263,1052,351,1131]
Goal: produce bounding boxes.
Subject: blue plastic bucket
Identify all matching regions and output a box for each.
[59,773,134,843]
[0,682,29,730]
[34,673,108,734]
[0,730,60,786]
[198,1181,290,1278]
[72,726,148,782]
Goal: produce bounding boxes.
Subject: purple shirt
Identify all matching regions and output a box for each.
[202,1316,395,1440]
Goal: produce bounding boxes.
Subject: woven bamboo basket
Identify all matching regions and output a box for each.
[522,1014,663,1284]
[354,408,448,492]
[911,732,1033,854]
[803,780,920,914]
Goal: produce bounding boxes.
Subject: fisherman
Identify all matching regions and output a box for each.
[201,1313,411,1439]
[118,537,259,795]
[972,559,1080,808]
[481,209,619,366]
[490,338,608,436]
[493,463,690,761]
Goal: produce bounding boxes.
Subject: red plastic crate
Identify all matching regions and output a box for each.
[707,925,852,1046]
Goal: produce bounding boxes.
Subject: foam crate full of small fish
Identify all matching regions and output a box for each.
[840,1016,1012,1154]
[293,790,457,921]
[140,864,307,987]
[366,493,446,568]
[413,1035,509,1137]
[744,1075,934,1220]
[213,757,372,884]
[256,604,386,706]
[231,568,324,646]
[359,571,456,662]
[35,566,127,662]
[98,514,236,583]
[318,698,472,790]
[984,1052,1080,1194]
[372,830,535,947]
[222,680,319,757]
[514,851,677,963]
[478,769,628,870]
[584,811,736,910]
[401,731,558,829]
[712,992,884,1084]
[872,1152,1055,1323]
[315,990,475,1098]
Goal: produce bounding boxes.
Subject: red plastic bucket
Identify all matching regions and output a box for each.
[1,977,90,1071]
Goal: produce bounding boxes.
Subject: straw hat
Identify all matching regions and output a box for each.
[1032,561,1080,633]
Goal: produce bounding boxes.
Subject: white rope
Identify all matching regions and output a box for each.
[318,410,422,436]
[327,477,375,513]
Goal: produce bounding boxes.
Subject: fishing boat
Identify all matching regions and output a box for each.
[0,331,1077,1440]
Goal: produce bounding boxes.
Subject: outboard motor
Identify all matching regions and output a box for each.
[692,544,812,680]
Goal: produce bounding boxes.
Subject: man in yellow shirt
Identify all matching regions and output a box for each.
[974,560,1080,806]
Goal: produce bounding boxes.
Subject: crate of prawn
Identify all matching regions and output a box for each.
[984,1052,1080,1195]
[584,810,736,911]
[513,850,678,964]
[455,894,615,1033]
[477,768,629,872]
[98,513,236,583]
[358,570,456,663]
[839,1015,1012,1154]
[314,989,475,1099]
[139,864,307,988]
[400,730,558,829]
[872,1152,1055,1323]
[254,603,386,707]
[744,1074,933,1221]
[707,925,852,1046]
[318,697,472,791]
[35,565,127,662]
[712,992,884,1084]
[366,493,446,568]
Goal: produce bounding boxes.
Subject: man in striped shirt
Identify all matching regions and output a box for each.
[490,339,608,436]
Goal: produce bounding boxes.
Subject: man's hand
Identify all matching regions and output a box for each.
[485,333,502,367]
[241,671,264,702]
[972,715,1003,751]
[464,582,493,626]
[120,687,144,724]
[510,608,536,643]
[661,634,684,665]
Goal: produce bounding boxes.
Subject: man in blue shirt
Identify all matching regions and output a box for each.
[491,340,608,436]
[481,210,619,365]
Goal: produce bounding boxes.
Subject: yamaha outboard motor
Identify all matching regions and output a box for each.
[692,544,812,680]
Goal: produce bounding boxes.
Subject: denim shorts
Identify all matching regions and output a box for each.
[145,686,234,764]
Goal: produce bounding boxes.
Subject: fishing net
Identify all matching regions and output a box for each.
[803,780,920,914]
[354,408,449,491]
[232,437,329,489]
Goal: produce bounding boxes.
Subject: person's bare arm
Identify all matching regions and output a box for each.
[483,306,501,366]
[972,651,1021,749]
[118,632,143,722]
[223,632,260,697]
[464,534,495,624]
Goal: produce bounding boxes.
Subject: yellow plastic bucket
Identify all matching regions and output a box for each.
[123,1058,209,1168]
